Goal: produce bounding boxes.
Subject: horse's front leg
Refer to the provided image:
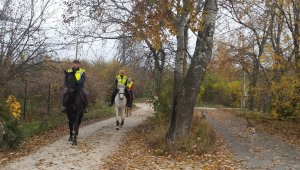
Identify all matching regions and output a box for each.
[115,107,120,130]
[120,107,125,127]
[73,112,83,145]
[67,113,73,142]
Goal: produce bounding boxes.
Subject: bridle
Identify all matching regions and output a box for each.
[117,86,125,100]
[65,73,77,93]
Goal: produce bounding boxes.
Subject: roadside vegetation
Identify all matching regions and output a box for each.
[0,59,149,151]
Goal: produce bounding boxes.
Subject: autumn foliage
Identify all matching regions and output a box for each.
[5,96,22,120]
[270,75,300,119]
[0,96,23,149]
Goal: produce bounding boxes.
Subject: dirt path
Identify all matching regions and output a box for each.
[197,107,300,169]
[1,103,153,170]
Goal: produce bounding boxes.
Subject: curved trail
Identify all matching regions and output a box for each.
[196,107,300,169]
[2,103,153,170]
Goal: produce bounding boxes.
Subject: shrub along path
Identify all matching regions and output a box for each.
[0,113,114,165]
[198,108,300,169]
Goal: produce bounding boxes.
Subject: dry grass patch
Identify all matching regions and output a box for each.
[143,115,216,156]
[102,116,236,169]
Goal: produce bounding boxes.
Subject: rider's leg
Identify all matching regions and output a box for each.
[129,90,133,107]
[61,88,68,112]
[81,88,89,113]
[109,89,118,107]
[125,88,130,106]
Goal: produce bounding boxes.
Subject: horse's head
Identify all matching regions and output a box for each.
[117,84,126,100]
[64,70,77,93]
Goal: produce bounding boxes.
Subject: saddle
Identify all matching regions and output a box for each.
[65,90,85,103]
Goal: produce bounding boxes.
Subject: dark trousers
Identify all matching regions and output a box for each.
[62,88,88,108]
[110,88,130,105]
[127,90,134,107]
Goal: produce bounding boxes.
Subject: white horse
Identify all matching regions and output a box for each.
[114,84,127,130]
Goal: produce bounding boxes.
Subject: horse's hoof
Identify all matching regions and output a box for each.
[68,137,73,142]
[116,127,119,130]
[72,141,77,145]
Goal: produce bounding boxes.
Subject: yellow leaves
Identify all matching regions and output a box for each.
[190,19,205,33]
[261,44,287,70]
[6,95,22,120]
[270,75,300,119]
[228,81,242,94]
[129,0,176,51]
[129,0,204,50]
[297,35,300,42]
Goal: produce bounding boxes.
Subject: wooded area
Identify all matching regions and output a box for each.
[0,0,299,151]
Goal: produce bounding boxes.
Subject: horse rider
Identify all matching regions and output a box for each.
[127,77,134,107]
[109,70,130,107]
[61,60,89,113]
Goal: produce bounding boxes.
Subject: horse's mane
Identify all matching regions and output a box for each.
[65,71,77,90]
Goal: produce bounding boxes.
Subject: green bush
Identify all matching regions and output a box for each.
[153,75,173,120]
[2,120,23,150]
[197,73,242,107]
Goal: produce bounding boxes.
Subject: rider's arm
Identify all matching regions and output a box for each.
[77,72,86,87]
[124,79,128,87]
[115,78,118,88]
[64,78,67,88]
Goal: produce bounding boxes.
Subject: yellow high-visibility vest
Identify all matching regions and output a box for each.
[116,75,127,85]
[67,68,85,81]
[127,81,133,89]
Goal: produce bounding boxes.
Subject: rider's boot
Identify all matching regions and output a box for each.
[83,107,88,113]
[61,106,67,113]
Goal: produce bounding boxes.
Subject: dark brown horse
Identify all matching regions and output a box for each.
[64,70,84,145]
[126,90,133,117]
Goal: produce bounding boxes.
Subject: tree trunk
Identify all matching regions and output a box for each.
[154,66,163,96]
[154,51,165,96]
[173,24,188,98]
[144,39,166,97]
[293,2,300,72]
[172,0,192,98]
[183,23,189,77]
[248,57,259,111]
[167,0,218,141]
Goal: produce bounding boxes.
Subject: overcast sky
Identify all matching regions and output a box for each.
[38,0,237,62]
[41,0,118,62]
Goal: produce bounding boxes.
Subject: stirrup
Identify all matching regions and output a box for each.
[61,106,66,113]
[83,108,88,113]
